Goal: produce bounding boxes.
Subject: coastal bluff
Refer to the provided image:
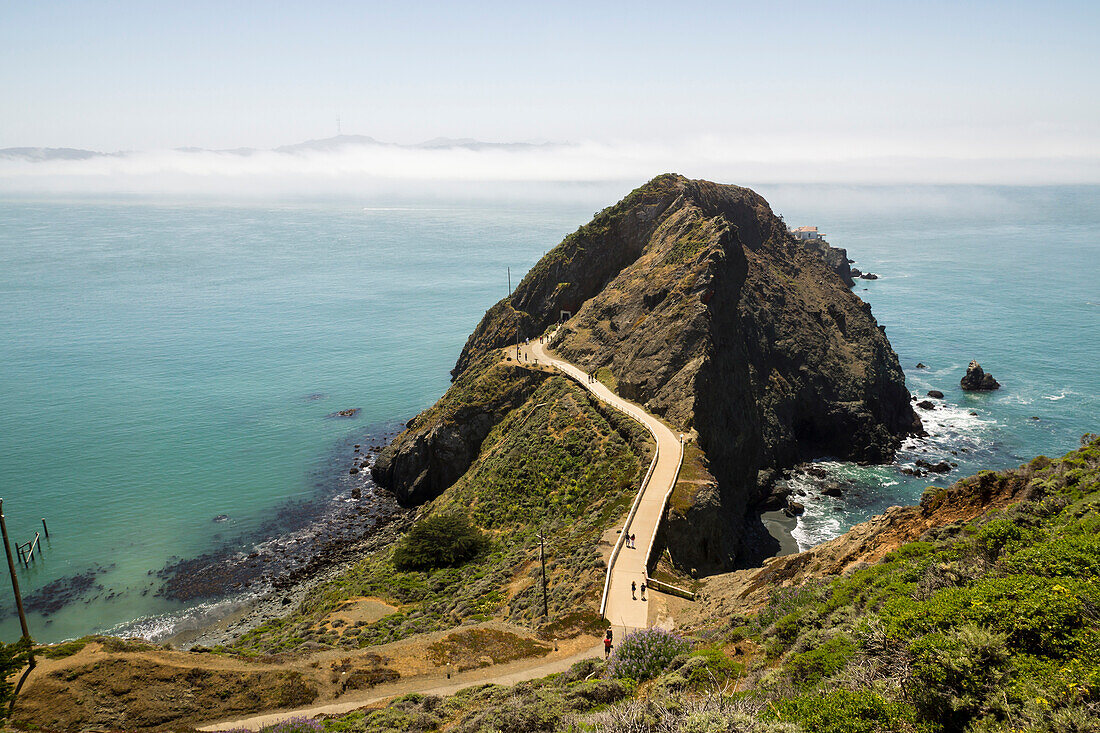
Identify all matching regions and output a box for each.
[373,174,921,571]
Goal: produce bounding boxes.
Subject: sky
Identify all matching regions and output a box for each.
[2,0,1099,187]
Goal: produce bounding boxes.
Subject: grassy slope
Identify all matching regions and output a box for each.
[231,375,651,655]
[312,434,1100,733]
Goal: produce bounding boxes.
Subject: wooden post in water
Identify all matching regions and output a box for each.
[41,519,48,539]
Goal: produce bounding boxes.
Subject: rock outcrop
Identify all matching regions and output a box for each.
[371,354,549,505]
[375,175,921,570]
[960,360,1001,391]
[798,238,855,287]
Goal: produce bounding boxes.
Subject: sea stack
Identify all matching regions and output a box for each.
[374,174,922,571]
[960,360,1001,391]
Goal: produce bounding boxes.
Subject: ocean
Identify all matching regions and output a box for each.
[0,184,1097,643]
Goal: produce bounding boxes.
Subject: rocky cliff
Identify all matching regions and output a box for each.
[374,174,920,570]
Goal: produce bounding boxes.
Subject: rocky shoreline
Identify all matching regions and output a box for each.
[131,423,413,648]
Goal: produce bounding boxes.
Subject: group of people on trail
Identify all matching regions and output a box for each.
[631,579,646,601]
[587,373,596,383]
[626,532,636,549]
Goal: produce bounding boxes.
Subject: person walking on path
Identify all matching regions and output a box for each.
[631,580,637,600]
[640,581,647,601]
[604,635,612,659]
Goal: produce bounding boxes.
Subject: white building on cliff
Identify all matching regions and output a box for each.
[790,225,825,241]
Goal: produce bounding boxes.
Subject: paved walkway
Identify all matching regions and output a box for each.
[203,337,683,731]
[523,335,683,635]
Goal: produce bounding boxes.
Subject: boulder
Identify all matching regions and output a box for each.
[916,458,952,474]
[917,400,935,410]
[859,272,879,280]
[916,362,927,369]
[927,390,944,399]
[822,486,844,498]
[786,501,805,516]
[960,360,1000,391]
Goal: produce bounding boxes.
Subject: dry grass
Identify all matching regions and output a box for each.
[426,628,550,671]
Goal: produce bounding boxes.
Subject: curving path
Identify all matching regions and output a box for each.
[202,338,683,731]
[523,334,683,634]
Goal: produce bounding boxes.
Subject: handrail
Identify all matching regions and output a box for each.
[600,418,659,618]
[643,438,695,601]
[548,361,660,619]
[540,327,692,614]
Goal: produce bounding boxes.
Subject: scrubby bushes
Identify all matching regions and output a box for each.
[607,628,691,682]
[392,513,489,571]
[764,689,918,733]
[906,625,1011,729]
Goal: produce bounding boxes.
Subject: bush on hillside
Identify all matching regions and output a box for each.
[607,628,691,682]
[393,513,489,571]
[907,625,1011,730]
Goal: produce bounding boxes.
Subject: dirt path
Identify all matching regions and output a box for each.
[524,335,683,632]
[200,639,603,731]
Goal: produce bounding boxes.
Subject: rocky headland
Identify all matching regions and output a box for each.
[373,174,922,573]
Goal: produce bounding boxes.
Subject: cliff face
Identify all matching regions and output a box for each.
[371,354,549,505]
[376,174,920,569]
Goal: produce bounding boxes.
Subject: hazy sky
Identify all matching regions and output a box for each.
[2,1,1099,185]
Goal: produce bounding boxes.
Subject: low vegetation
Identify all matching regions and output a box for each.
[231,376,650,655]
[313,434,1100,733]
[392,513,489,571]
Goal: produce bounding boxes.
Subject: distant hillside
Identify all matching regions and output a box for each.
[0,135,555,161]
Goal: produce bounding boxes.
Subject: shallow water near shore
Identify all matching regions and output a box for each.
[1,184,1097,642]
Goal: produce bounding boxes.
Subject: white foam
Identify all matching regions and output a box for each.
[108,591,259,642]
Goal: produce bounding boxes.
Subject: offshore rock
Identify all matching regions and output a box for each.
[960,360,1001,391]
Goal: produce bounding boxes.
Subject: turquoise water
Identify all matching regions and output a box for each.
[0,185,1097,643]
[752,184,1100,548]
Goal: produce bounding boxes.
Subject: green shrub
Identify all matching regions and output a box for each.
[908,625,1011,729]
[783,635,855,685]
[393,513,489,571]
[975,518,1032,559]
[1005,533,1100,577]
[682,646,745,687]
[883,576,1094,657]
[766,689,917,733]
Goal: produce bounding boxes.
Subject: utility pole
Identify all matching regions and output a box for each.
[1,499,36,711]
[509,267,520,359]
[538,532,549,619]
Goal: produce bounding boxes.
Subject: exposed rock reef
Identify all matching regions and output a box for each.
[375,174,921,571]
[960,359,1001,390]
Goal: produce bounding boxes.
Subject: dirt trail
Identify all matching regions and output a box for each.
[13,622,598,732]
[200,639,603,731]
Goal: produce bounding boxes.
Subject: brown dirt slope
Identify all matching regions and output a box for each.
[687,454,1056,626]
